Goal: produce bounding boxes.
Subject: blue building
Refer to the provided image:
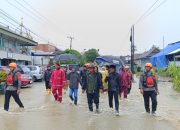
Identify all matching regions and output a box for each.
[0,25,37,66]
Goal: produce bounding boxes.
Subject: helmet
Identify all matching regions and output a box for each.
[9,62,17,68]
[145,63,152,68]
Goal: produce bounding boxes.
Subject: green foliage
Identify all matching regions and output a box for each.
[157,63,180,91]
[84,49,99,62]
[63,49,81,58]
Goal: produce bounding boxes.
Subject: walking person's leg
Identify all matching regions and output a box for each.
[52,88,58,100]
[69,88,74,101]
[94,92,100,112]
[4,91,12,111]
[114,91,119,113]
[150,91,157,114]
[108,91,113,109]
[124,86,128,99]
[12,91,24,108]
[74,88,78,105]
[57,88,63,103]
[143,91,150,113]
[87,93,93,111]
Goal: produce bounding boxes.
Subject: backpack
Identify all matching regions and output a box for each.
[143,72,156,88]
[6,72,19,87]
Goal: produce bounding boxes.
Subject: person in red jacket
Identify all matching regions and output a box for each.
[119,66,130,100]
[50,62,66,103]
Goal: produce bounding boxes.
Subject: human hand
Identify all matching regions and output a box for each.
[17,89,20,95]
[140,89,144,95]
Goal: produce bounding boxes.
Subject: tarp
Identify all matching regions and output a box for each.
[150,41,180,69]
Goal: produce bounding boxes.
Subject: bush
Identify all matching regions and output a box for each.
[158,63,180,91]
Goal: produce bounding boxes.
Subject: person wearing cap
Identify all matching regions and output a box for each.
[124,66,133,94]
[139,63,159,115]
[105,64,121,116]
[50,62,66,103]
[44,66,52,94]
[119,66,130,100]
[4,62,24,111]
[82,64,103,113]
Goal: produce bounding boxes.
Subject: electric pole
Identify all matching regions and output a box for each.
[67,36,74,50]
[130,25,135,73]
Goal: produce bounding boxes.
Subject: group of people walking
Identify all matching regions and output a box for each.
[4,61,159,116]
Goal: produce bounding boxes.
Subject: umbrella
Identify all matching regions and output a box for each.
[54,54,78,61]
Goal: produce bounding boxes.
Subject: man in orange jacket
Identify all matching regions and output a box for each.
[50,62,66,103]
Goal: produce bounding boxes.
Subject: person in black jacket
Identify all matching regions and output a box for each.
[44,66,52,94]
[106,64,121,116]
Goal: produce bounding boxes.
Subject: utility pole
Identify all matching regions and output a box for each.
[130,25,135,73]
[67,36,74,50]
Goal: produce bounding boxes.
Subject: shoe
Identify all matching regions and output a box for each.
[70,100,74,105]
[152,111,156,115]
[96,109,100,113]
[115,111,119,116]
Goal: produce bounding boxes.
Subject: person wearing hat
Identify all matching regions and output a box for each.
[82,64,103,113]
[4,62,24,111]
[105,64,121,116]
[139,63,159,115]
[50,61,66,103]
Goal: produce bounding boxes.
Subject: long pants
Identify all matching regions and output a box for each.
[143,91,157,112]
[87,92,99,111]
[69,88,78,105]
[4,90,24,111]
[119,86,128,98]
[45,81,51,89]
[108,91,119,112]
[128,83,132,94]
[52,87,63,102]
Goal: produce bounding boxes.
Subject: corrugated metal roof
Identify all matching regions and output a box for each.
[0,25,37,46]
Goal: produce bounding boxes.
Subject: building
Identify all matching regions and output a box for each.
[32,43,62,66]
[0,25,37,66]
[151,41,180,69]
[134,46,160,69]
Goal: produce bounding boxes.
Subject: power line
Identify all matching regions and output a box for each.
[14,0,45,21]
[135,0,160,25]
[145,0,167,19]
[6,0,40,22]
[20,0,48,21]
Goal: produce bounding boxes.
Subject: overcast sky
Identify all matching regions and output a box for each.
[0,0,180,55]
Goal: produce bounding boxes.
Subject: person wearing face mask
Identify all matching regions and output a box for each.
[67,67,82,105]
[44,66,52,94]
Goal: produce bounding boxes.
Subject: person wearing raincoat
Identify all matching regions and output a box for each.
[50,62,66,103]
[119,66,130,100]
[100,67,108,93]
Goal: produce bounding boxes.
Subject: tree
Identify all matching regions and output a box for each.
[63,49,81,58]
[84,49,99,63]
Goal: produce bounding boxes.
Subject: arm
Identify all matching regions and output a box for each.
[117,74,121,90]
[97,73,103,89]
[49,71,54,86]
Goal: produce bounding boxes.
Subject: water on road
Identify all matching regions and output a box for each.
[0,77,179,130]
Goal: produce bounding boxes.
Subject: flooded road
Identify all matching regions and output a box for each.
[0,77,179,130]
